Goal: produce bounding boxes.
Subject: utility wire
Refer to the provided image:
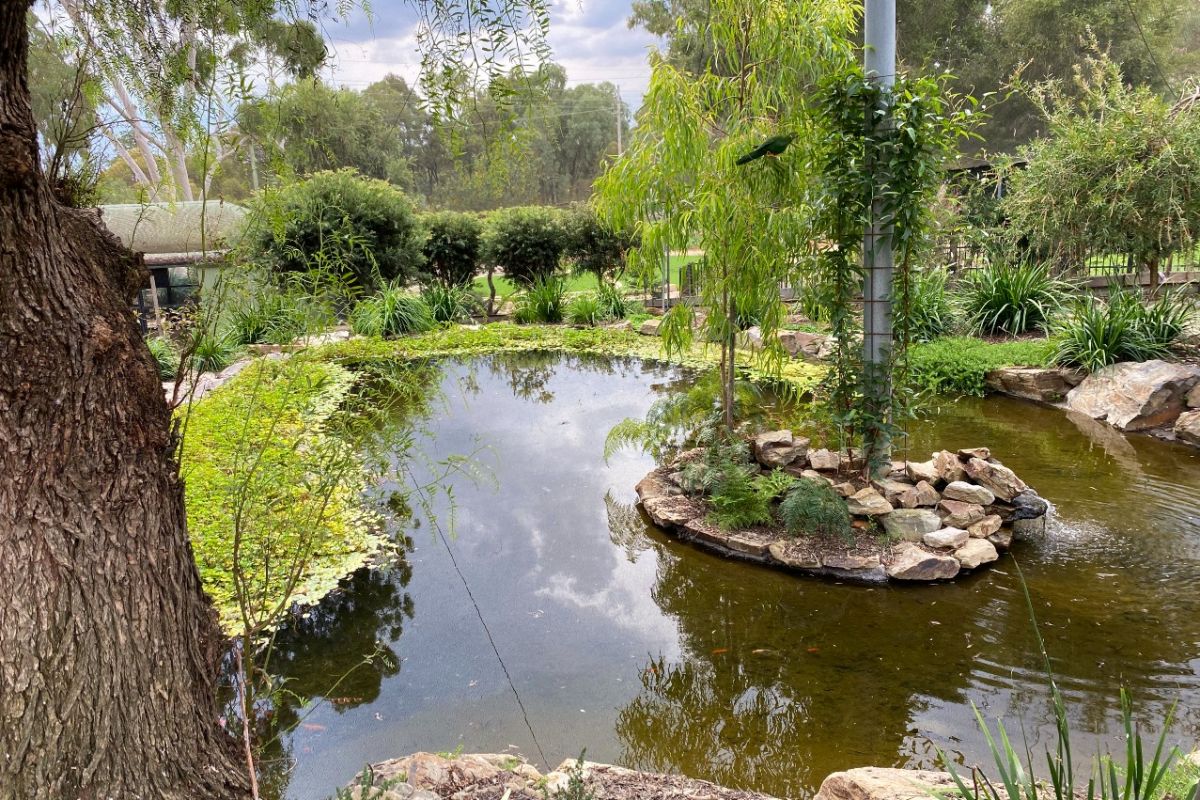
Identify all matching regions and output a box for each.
[1122,0,1177,99]
[405,466,551,770]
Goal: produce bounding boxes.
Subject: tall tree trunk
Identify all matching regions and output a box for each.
[0,3,247,798]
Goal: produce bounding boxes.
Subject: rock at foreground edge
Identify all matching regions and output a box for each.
[886,543,960,581]
[816,767,961,800]
[1066,360,1200,431]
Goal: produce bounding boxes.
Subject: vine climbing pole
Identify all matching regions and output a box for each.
[862,0,896,475]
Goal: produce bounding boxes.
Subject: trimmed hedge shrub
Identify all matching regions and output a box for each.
[483,206,567,287]
[242,168,425,292]
[563,204,637,285]
[423,210,483,287]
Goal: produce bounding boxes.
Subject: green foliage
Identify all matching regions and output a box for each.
[242,169,426,293]
[1052,289,1194,372]
[563,204,636,284]
[778,478,853,540]
[566,294,607,326]
[513,276,568,324]
[190,329,240,374]
[908,267,956,342]
[225,280,334,346]
[960,262,1070,336]
[421,283,481,324]
[180,357,380,632]
[754,470,797,501]
[908,336,1057,395]
[684,436,772,530]
[146,335,179,380]
[1001,52,1200,278]
[351,284,436,338]
[423,210,483,287]
[484,206,568,287]
[595,282,635,320]
[550,752,597,800]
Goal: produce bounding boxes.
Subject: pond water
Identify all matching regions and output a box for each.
[270,353,1200,800]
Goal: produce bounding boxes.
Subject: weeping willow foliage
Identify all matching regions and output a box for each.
[593,0,859,432]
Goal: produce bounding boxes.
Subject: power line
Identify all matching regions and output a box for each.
[1122,0,1177,98]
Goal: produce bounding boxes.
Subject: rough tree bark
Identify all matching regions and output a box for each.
[0,2,248,797]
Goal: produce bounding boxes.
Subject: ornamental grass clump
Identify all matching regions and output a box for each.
[908,267,956,342]
[351,283,436,338]
[566,294,606,326]
[189,329,240,374]
[961,261,1071,336]
[513,276,567,324]
[595,282,634,320]
[421,283,481,324]
[1052,288,1195,372]
[146,334,179,380]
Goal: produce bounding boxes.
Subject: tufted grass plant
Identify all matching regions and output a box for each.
[566,294,607,326]
[146,334,179,380]
[596,281,635,320]
[421,283,481,324]
[190,329,240,374]
[961,262,1071,336]
[513,275,567,324]
[351,283,436,338]
[1052,288,1194,372]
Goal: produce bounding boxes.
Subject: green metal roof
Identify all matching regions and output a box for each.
[99,201,247,255]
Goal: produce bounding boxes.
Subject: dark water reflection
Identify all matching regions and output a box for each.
[277,354,1200,800]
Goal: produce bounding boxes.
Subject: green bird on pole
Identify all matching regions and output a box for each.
[735,133,796,165]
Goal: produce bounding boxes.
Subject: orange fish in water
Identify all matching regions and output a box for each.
[807,647,820,654]
[711,647,730,655]
[301,723,326,732]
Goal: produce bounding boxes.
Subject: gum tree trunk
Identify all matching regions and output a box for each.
[0,2,247,797]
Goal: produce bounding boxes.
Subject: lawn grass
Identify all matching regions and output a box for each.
[470,253,707,299]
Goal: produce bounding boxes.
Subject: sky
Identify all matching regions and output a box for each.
[317,0,660,111]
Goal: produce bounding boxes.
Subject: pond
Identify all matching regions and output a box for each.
[267,352,1200,800]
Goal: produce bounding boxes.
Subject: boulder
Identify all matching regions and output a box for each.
[932,450,967,483]
[822,553,881,571]
[1175,410,1200,446]
[895,481,940,509]
[958,447,991,460]
[1011,515,1047,538]
[846,487,894,516]
[641,495,697,529]
[954,538,999,569]
[962,457,1027,501]
[753,430,810,468]
[985,367,1083,403]
[942,480,995,506]
[635,471,682,502]
[777,329,830,359]
[939,499,985,528]
[923,527,969,549]
[988,527,1014,551]
[881,509,943,541]
[904,459,939,485]
[832,481,858,498]
[739,326,764,349]
[1189,384,1200,409]
[809,448,842,471]
[768,541,822,570]
[967,514,1003,539]
[874,478,915,506]
[1009,490,1049,519]
[815,767,960,800]
[1066,360,1200,431]
[886,543,960,581]
[639,318,662,336]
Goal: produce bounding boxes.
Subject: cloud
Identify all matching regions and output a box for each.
[319,0,662,109]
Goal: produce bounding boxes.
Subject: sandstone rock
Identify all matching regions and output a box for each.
[635,471,682,502]
[923,527,969,549]
[846,487,894,516]
[1175,410,1200,446]
[896,481,940,509]
[958,447,991,460]
[725,533,772,557]
[769,540,822,569]
[942,480,995,506]
[874,478,915,506]
[777,329,830,358]
[682,517,732,548]
[962,457,1027,501]
[739,326,764,349]
[967,514,1003,538]
[988,527,1014,550]
[985,367,1083,403]
[881,509,943,541]
[900,459,936,486]
[800,469,834,485]
[639,318,662,336]
[753,430,810,468]
[822,553,881,571]
[832,481,858,498]
[815,767,960,800]
[1189,384,1200,409]
[641,495,697,529]
[809,448,842,471]
[886,543,960,581]
[939,499,985,528]
[1011,515,1047,538]
[932,450,966,483]
[1066,360,1200,431]
[955,538,999,569]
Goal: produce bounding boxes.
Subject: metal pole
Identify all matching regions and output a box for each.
[863,0,896,471]
[615,84,623,155]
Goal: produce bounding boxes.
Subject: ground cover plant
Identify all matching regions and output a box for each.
[908,336,1057,395]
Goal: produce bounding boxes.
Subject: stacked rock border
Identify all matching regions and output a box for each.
[635,431,1049,584]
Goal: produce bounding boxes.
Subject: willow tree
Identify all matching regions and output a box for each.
[594,0,857,432]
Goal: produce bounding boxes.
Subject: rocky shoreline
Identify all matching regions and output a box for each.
[635,436,1049,584]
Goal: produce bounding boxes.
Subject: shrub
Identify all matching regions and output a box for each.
[905,267,955,342]
[754,470,797,501]
[225,284,333,346]
[1052,288,1194,372]
[351,284,435,337]
[421,283,481,324]
[778,479,852,540]
[423,210,483,287]
[190,329,240,374]
[960,262,1070,336]
[242,169,425,293]
[483,206,567,287]
[908,336,1057,395]
[563,204,636,285]
[513,276,567,324]
[596,282,635,320]
[566,294,606,326]
[146,335,179,380]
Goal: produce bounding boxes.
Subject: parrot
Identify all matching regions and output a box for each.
[735,133,796,165]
